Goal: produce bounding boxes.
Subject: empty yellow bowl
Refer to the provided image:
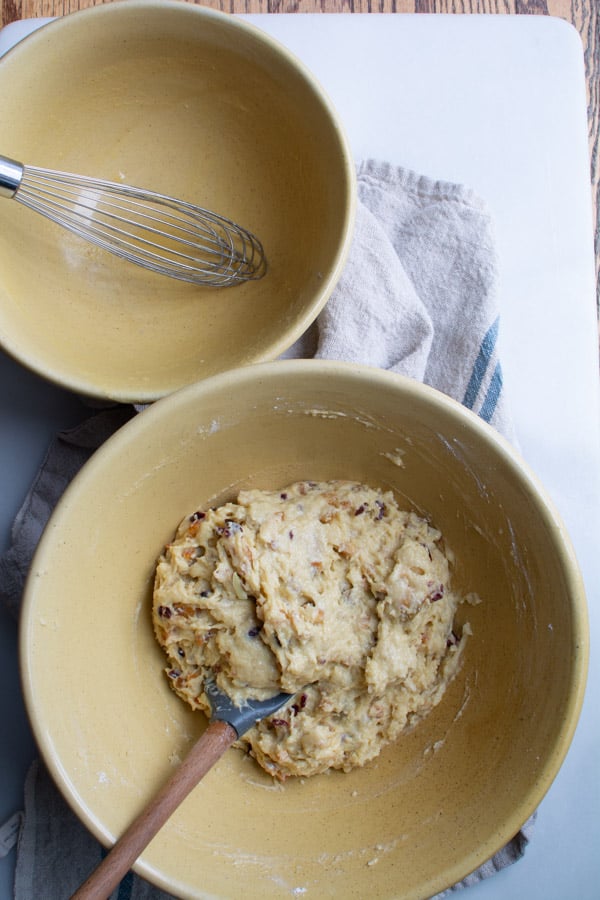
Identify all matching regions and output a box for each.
[0,2,355,402]
[20,361,588,899]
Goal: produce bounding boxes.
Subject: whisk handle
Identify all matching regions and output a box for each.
[0,154,24,198]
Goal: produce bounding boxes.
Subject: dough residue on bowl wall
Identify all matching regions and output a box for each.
[152,480,475,780]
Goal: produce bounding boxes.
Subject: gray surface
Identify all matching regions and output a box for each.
[0,348,88,898]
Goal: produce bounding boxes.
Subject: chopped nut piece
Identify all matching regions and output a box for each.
[232,572,248,600]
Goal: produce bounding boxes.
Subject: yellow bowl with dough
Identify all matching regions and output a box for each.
[20,361,588,899]
[0,1,355,402]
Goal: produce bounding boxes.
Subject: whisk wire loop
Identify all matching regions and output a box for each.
[2,156,266,287]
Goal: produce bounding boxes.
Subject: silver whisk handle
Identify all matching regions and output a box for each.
[0,154,24,198]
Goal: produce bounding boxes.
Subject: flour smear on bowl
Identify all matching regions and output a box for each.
[153,480,478,780]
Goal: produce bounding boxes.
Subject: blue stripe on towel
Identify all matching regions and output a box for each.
[462,316,500,410]
[480,361,503,423]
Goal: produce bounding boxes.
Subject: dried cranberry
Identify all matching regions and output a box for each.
[292,693,308,715]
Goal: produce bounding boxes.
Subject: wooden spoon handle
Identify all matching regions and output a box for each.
[71,720,236,900]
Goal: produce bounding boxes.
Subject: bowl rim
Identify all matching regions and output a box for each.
[0,1,358,403]
[19,359,590,897]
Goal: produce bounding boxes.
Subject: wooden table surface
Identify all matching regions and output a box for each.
[1,0,599,318]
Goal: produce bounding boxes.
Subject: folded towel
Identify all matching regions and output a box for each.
[0,159,530,899]
[286,160,514,445]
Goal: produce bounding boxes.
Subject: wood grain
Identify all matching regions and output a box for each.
[71,720,237,900]
[1,0,598,317]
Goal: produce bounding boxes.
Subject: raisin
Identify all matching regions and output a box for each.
[292,693,308,715]
[158,606,172,619]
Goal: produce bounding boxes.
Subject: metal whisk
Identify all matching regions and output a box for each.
[0,154,266,287]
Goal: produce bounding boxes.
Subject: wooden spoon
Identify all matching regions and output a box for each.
[71,680,292,899]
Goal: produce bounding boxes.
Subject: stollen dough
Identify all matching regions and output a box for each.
[152,480,472,780]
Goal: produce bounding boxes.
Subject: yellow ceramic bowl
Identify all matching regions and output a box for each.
[20,361,588,899]
[0,2,355,402]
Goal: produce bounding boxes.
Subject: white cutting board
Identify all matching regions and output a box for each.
[0,13,599,900]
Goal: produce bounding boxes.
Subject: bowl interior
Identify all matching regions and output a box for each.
[20,362,587,899]
[0,2,354,401]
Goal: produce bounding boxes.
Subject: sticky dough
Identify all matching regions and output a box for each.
[152,480,471,780]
